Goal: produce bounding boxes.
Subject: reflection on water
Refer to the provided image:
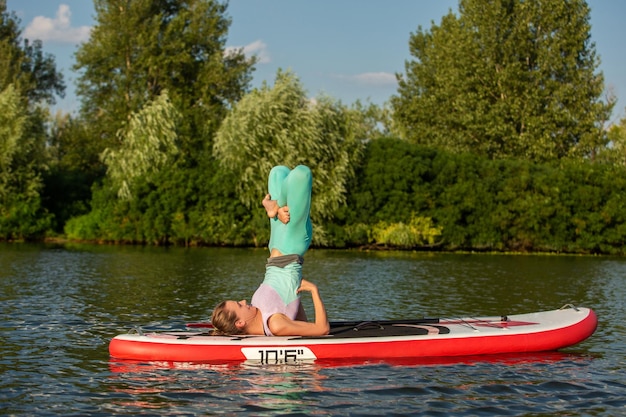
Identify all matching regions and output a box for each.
[1,243,625,415]
[107,360,328,415]
[103,352,615,416]
[108,350,589,373]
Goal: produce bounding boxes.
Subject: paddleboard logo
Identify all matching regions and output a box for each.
[241,347,317,364]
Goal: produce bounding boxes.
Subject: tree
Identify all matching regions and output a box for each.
[102,90,180,199]
[74,0,253,158]
[0,1,65,104]
[67,0,254,244]
[213,70,364,224]
[0,85,51,239]
[0,1,65,239]
[392,0,614,162]
[0,85,27,205]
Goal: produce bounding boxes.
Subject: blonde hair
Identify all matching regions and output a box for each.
[210,301,245,335]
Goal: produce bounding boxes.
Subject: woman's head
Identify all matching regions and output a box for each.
[210,301,242,335]
[211,300,258,335]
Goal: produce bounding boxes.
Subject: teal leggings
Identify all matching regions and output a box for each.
[267,165,312,256]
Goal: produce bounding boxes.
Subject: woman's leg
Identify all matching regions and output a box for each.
[268,165,312,256]
[267,166,290,254]
[267,165,290,205]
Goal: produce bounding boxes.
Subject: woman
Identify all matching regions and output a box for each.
[211,165,329,336]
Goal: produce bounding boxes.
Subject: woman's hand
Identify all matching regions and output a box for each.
[297,279,317,294]
[277,205,290,224]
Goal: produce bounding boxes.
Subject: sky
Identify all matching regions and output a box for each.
[6,0,626,122]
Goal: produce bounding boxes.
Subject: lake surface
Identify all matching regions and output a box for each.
[1,243,625,416]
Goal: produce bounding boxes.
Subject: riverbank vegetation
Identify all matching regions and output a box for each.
[2,0,626,254]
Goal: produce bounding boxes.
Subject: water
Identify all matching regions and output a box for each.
[1,243,625,416]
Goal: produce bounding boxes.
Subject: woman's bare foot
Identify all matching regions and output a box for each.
[262,194,279,218]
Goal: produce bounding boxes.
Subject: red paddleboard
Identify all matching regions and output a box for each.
[109,305,597,364]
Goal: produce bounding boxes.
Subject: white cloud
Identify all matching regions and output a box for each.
[225,40,270,64]
[349,72,398,86]
[23,4,91,44]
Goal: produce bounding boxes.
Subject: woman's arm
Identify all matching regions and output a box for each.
[268,279,330,336]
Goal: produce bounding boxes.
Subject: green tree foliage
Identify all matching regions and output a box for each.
[0,85,25,171]
[330,138,626,254]
[0,2,64,239]
[348,99,396,140]
[74,0,253,157]
[392,0,613,162]
[102,90,180,199]
[598,113,626,166]
[0,1,65,104]
[64,158,246,246]
[370,215,442,249]
[214,70,364,225]
[44,113,104,233]
[0,85,51,239]
[66,0,254,245]
[341,138,437,225]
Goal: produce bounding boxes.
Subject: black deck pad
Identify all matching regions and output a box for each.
[298,321,450,339]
